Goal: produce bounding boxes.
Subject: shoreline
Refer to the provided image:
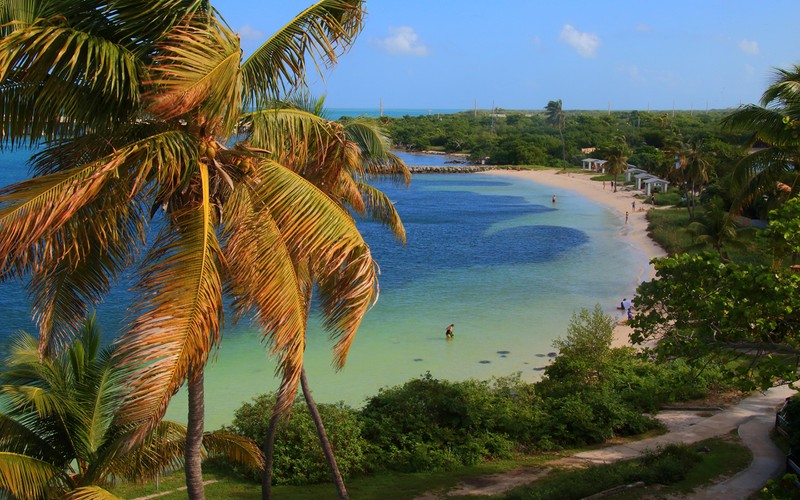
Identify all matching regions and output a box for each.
[482,168,668,348]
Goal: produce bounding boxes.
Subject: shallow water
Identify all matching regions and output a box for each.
[0,149,647,428]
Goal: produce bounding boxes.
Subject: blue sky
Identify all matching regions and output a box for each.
[215,1,800,111]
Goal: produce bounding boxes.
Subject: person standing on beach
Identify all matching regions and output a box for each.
[445,324,455,339]
[632,200,636,211]
[625,211,629,223]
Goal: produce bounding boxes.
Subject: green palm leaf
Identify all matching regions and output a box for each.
[0,452,69,499]
[241,0,364,107]
[66,485,123,500]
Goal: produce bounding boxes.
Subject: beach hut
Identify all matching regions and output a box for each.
[626,167,646,182]
[581,158,607,172]
[634,173,658,190]
[642,177,670,195]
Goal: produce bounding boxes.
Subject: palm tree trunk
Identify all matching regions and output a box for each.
[301,367,349,499]
[185,368,206,500]
[261,409,282,500]
[559,129,566,170]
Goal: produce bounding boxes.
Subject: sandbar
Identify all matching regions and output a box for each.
[482,168,668,347]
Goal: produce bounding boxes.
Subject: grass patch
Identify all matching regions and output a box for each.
[647,208,694,255]
[503,436,750,500]
[111,454,558,500]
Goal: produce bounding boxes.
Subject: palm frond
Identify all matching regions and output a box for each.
[146,15,242,135]
[97,420,186,482]
[115,163,223,439]
[313,243,378,369]
[0,452,68,499]
[66,485,123,500]
[240,0,364,107]
[0,18,143,144]
[356,181,406,243]
[202,430,263,471]
[221,187,306,413]
[98,0,212,57]
[241,106,329,167]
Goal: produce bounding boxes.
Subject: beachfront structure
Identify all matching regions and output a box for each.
[626,167,647,182]
[642,177,670,195]
[581,158,607,172]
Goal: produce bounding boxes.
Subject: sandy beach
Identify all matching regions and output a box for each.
[483,168,668,347]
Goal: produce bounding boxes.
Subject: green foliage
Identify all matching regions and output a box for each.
[381,109,736,168]
[631,253,800,390]
[760,474,800,499]
[228,394,369,485]
[763,197,800,266]
[359,374,544,472]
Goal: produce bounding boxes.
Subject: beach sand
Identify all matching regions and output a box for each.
[483,168,668,348]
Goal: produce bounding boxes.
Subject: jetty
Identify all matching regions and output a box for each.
[407,165,492,174]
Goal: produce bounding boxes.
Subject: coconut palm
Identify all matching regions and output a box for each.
[671,139,714,219]
[0,1,374,497]
[722,65,800,210]
[243,95,408,498]
[0,316,262,499]
[686,196,741,260]
[545,99,567,170]
[601,137,629,192]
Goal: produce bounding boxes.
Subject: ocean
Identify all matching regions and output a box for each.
[0,149,647,428]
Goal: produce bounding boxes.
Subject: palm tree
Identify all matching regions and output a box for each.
[671,139,713,219]
[545,99,567,170]
[686,196,741,260]
[601,137,629,192]
[0,1,374,497]
[0,316,262,499]
[243,95,408,498]
[722,65,800,210]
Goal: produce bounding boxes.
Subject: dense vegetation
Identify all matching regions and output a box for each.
[375,108,744,168]
[220,306,737,486]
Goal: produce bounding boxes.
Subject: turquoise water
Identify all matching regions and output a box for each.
[0,149,647,428]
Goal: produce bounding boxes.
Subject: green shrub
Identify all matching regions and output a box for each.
[360,373,546,472]
[226,394,370,485]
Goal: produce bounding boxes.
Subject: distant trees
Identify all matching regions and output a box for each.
[382,109,735,170]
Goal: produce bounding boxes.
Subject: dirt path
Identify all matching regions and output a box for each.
[414,386,793,498]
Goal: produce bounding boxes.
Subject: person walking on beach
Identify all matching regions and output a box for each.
[625,211,629,223]
[632,200,636,211]
[445,324,455,340]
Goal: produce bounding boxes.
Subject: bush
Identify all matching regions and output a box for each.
[360,373,547,472]
[226,394,370,485]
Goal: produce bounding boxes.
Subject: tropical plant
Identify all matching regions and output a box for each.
[545,99,567,169]
[686,196,741,259]
[631,253,800,390]
[722,65,800,210]
[671,139,714,219]
[600,137,630,192]
[0,1,373,497]
[0,316,262,499]
[244,94,408,498]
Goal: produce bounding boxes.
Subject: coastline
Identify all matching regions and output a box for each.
[481,168,668,348]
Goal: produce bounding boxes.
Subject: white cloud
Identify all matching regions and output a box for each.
[558,24,601,58]
[238,24,265,42]
[373,26,429,56]
[738,39,759,55]
[620,64,645,83]
[634,23,652,32]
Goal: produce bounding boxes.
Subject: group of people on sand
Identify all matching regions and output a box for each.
[619,298,635,321]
